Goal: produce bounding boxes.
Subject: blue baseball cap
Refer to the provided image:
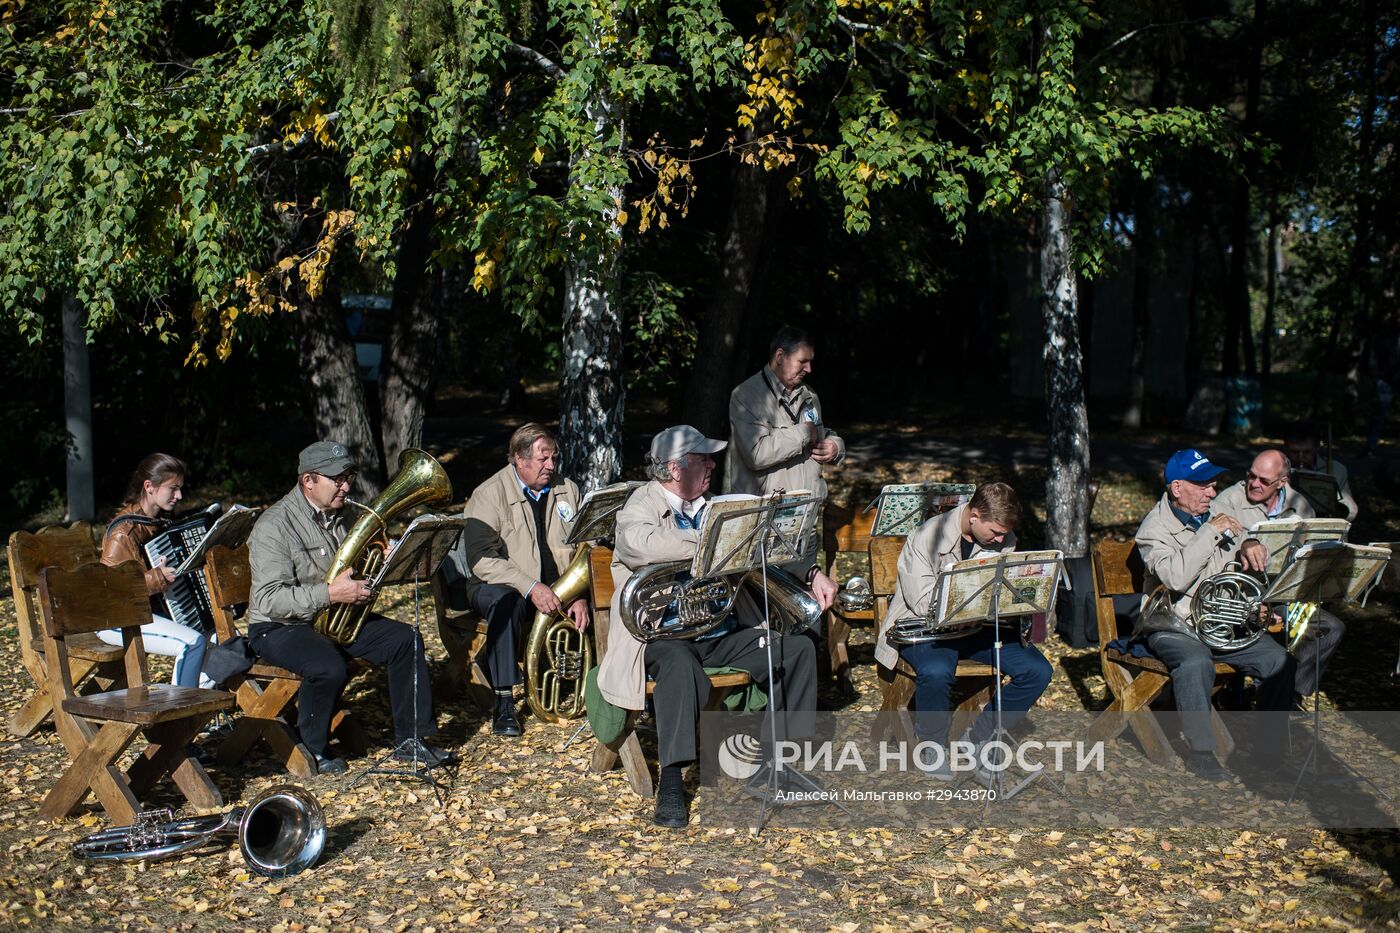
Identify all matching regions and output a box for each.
[1164,449,1227,485]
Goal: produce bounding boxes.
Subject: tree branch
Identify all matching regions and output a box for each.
[511,43,565,80]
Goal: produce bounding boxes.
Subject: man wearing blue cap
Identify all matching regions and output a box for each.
[1133,449,1295,781]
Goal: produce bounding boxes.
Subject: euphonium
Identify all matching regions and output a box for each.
[315,448,453,645]
[524,543,595,722]
[618,561,740,642]
[1283,601,1318,652]
[72,784,326,877]
[743,565,822,636]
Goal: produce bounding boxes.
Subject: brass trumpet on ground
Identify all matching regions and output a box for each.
[72,785,326,877]
[315,448,453,645]
[524,544,595,722]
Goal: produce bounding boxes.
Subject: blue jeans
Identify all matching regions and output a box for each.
[900,626,1053,745]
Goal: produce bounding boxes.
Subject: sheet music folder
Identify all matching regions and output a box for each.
[370,515,467,589]
[1261,541,1391,605]
[173,504,261,576]
[565,481,644,546]
[693,493,822,577]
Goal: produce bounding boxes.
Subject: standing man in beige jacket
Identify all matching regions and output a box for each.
[448,424,584,736]
[727,325,845,499]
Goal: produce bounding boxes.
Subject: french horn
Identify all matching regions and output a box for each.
[524,544,595,722]
[72,784,326,877]
[1139,562,1268,652]
[315,448,453,645]
[618,561,741,642]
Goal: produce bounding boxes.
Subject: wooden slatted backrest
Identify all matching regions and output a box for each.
[204,545,251,642]
[822,502,876,574]
[1092,539,1145,648]
[8,524,102,673]
[868,536,905,629]
[590,545,616,608]
[38,562,152,693]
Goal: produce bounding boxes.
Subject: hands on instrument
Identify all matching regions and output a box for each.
[808,569,838,611]
[152,556,176,591]
[565,596,591,632]
[529,582,563,616]
[1238,539,1268,572]
[1207,513,1246,539]
[328,568,374,606]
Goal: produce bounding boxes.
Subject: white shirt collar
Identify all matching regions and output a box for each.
[661,486,707,522]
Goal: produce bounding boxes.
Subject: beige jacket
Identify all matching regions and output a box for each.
[597,481,774,711]
[726,368,845,499]
[874,504,1017,669]
[1134,492,1241,624]
[451,464,582,605]
[1213,480,1316,529]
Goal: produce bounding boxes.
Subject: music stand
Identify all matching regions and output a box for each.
[866,483,975,538]
[918,551,1064,802]
[1272,543,1393,803]
[350,515,466,806]
[699,494,848,833]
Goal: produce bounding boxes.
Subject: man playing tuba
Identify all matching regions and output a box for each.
[246,441,448,775]
[597,426,833,829]
[446,424,585,736]
[1133,449,1295,781]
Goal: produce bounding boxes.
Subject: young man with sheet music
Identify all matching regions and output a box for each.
[596,425,833,828]
[873,483,1053,782]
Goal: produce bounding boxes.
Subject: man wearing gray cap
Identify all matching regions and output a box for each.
[597,425,830,828]
[245,441,448,775]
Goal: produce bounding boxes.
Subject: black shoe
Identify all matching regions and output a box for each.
[1185,750,1231,782]
[314,754,348,776]
[394,738,453,767]
[653,786,688,828]
[492,706,523,737]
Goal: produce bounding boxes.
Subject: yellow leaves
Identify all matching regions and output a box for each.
[283,103,337,150]
[532,147,546,165]
[472,241,505,294]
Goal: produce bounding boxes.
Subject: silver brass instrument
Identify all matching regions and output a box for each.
[835,576,873,613]
[744,565,822,636]
[1139,561,1268,652]
[618,560,740,642]
[72,784,326,877]
[886,613,983,647]
[524,543,595,722]
[315,448,453,645]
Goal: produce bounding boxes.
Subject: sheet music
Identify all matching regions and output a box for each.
[565,481,644,545]
[1245,517,1350,575]
[693,492,820,576]
[1261,541,1392,604]
[869,483,975,537]
[1290,469,1345,518]
[173,504,260,576]
[934,550,1064,626]
[371,515,467,588]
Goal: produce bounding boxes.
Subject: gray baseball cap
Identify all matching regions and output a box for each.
[298,440,356,476]
[648,425,727,464]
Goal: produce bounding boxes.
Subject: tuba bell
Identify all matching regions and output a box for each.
[315,448,454,645]
[72,784,326,877]
[524,544,595,722]
[618,561,740,642]
[743,565,822,636]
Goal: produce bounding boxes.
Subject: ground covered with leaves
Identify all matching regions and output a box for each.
[3,418,1399,931]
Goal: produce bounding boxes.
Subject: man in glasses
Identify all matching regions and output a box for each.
[245,441,448,775]
[1215,448,1345,700]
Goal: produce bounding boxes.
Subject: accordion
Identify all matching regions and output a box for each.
[143,505,220,632]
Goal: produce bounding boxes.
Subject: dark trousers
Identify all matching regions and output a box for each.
[1291,608,1345,696]
[469,583,532,690]
[1146,630,1294,754]
[645,626,816,769]
[901,627,1053,745]
[249,616,435,757]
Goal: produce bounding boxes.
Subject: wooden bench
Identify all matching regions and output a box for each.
[37,561,234,823]
[429,575,495,711]
[869,536,1000,746]
[586,546,753,798]
[1083,539,1234,766]
[822,502,877,696]
[7,523,125,738]
[203,545,366,777]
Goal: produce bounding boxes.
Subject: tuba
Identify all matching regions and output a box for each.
[315,448,453,645]
[72,784,326,877]
[524,544,595,722]
[618,561,741,642]
[743,565,822,636]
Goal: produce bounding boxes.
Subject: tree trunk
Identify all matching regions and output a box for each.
[559,83,627,491]
[1262,203,1280,385]
[1224,0,1264,393]
[288,278,384,495]
[681,136,771,439]
[1041,169,1091,558]
[1123,178,1156,429]
[62,295,95,521]
[381,153,442,471]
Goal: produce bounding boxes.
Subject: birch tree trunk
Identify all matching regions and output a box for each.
[1041,168,1091,558]
[559,84,627,491]
[62,295,94,521]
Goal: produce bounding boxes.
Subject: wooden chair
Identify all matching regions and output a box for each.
[1083,539,1234,766]
[429,575,494,711]
[822,501,877,694]
[870,536,1000,746]
[202,545,366,777]
[37,561,234,823]
[587,546,753,798]
[7,523,125,737]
